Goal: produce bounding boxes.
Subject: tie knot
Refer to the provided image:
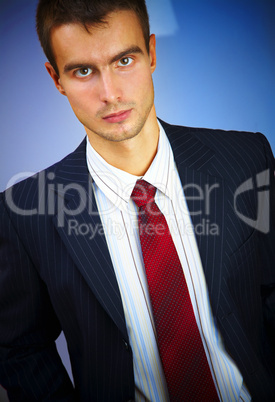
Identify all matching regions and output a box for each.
[131,179,156,208]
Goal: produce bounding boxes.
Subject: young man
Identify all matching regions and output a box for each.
[0,0,274,401]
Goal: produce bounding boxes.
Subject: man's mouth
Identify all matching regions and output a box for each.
[102,109,132,123]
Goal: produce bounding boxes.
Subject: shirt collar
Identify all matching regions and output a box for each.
[86,120,175,211]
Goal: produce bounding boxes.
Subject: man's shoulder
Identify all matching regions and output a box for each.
[160,119,273,165]
[160,118,268,148]
[160,119,274,186]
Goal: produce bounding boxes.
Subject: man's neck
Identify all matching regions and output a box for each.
[86,108,159,176]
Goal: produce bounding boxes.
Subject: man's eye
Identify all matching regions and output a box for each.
[75,68,92,77]
[118,57,133,67]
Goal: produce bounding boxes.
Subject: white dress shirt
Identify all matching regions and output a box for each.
[86,120,251,401]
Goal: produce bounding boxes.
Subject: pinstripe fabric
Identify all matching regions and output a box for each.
[163,120,275,401]
[0,120,274,401]
[86,121,252,401]
[0,150,135,401]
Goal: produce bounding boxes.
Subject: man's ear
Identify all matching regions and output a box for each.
[45,62,66,96]
[149,34,156,73]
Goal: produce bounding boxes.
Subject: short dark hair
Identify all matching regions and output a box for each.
[36,0,150,75]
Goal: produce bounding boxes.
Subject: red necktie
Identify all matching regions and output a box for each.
[131,179,219,402]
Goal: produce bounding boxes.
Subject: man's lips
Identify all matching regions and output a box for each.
[102,109,132,123]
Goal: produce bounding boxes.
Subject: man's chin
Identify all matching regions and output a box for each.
[87,121,144,143]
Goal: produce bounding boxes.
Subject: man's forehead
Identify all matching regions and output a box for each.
[51,9,141,42]
[50,11,146,69]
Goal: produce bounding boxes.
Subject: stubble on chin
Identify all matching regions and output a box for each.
[93,103,153,143]
[91,118,145,143]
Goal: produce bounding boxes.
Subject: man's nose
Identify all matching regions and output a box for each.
[99,70,122,103]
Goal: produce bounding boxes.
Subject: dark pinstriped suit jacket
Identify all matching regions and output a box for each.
[0,120,275,401]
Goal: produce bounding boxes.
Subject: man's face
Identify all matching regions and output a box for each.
[46,10,156,146]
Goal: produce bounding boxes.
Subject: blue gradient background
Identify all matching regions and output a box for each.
[0,0,274,389]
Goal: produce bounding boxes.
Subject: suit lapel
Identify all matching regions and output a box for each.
[163,120,226,315]
[52,140,128,340]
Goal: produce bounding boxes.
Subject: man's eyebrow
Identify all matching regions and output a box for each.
[109,46,144,64]
[63,46,144,74]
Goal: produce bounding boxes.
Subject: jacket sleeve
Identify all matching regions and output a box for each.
[0,193,75,401]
